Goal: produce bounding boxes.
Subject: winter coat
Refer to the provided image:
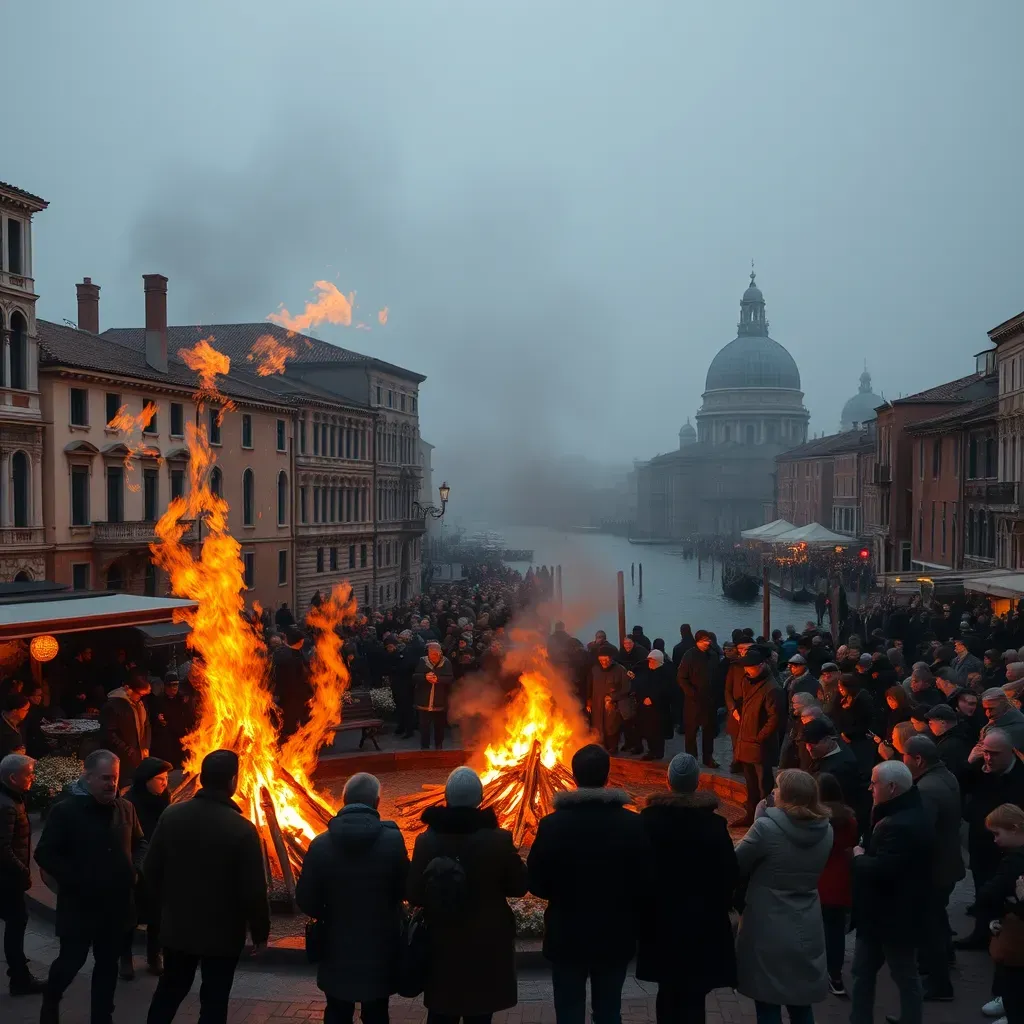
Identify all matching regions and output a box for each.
[589,662,632,735]
[671,631,695,669]
[934,725,972,785]
[735,808,833,1006]
[734,670,781,766]
[144,788,270,957]
[407,805,527,1016]
[632,663,673,710]
[851,786,934,945]
[817,806,858,908]
[413,655,455,712]
[272,645,312,739]
[528,787,652,968]
[99,687,151,773]
[809,742,869,837]
[0,782,31,893]
[296,804,409,1002]
[963,758,1024,878]
[983,706,1024,752]
[914,763,965,889]
[125,757,172,840]
[616,643,648,677]
[635,791,737,992]
[34,785,142,938]
[953,651,985,687]
[977,848,1024,926]
[677,646,718,722]
[148,691,195,768]
[0,714,24,756]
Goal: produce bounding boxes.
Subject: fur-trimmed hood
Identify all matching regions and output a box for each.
[421,804,499,834]
[552,787,632,810]
[643,789,719,811]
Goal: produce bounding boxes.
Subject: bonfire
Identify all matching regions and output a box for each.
[138,338,355,909]
[396,648,580,848]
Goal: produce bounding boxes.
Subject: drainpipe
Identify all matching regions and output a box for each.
[368,367,378,610]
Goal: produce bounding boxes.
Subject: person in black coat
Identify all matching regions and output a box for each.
[733,650,782,826]
[413,643,455,750]
[637,754,738,1023]
[616,637,649,754]
[804,718,869,837]
[122,756,172,978]
[272,626,312,741]
[633,650,673,760]
[0,694,29,757]
[0,753,44,995]
[926,705,971,785]
[296,772,409,1024]
[148,676,195,769]
[677,631,720,768]
[528,745,652,1024]
[831,675,876,778]
[35,749,144,1023]
[849,762,934,1024]
[672,624,695,669]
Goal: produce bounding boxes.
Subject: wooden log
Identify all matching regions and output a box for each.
[276,765,336,828]
[261,787,297,911]
[511,743,542,848]
[170,773,199,804]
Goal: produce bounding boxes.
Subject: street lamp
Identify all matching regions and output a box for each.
[413,481,450,520]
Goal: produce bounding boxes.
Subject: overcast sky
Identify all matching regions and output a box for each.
[5,2,1024,512]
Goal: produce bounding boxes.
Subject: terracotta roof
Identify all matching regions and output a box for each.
[892,373,988,404]
[775,429,873,464]
[0,181,48,210]
[905,395,999,433]
[37,320,292,408]
[102,322,425,384]
[990,311,1024,346]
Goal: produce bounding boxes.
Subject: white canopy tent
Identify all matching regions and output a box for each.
[772,522,852,547]
[740,519,796,541]
[963,570,1024,600]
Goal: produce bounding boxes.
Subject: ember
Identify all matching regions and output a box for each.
[147,338,355,908]
[396,645,581,847]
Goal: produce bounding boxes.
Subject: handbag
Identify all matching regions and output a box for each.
[991,912,1024,968]
[304,918,326,964]
[397,907,429,998]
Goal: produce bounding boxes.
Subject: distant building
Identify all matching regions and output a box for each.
[635,271,809,537]
[840,366,883,431]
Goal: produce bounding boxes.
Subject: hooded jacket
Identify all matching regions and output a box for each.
[735,807,832,1006]
[295,804,409,1002]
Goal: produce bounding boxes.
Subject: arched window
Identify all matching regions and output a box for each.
[210,467,223,497]
[277,471,287,526]
[12,451,29,528]
[9,312,27,391]
[242,469,254,526]
[106,562,124,591]
[14,570,30,583]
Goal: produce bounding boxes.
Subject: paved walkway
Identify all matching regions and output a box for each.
[0,877,1000,1023]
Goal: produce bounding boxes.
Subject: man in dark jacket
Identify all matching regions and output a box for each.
[413,642,455,750]
[528,745,652,1024]
[273,601,295,629]
[636,754,738,1020]
[99,672,152,779]
[589,645,632,753]
[145,749,270,1024]
[957,728,1024,949]
[850,760,934,1024]
[148,675,194,769]
[804,717,869,837]
[0,753,44,995]
[35,749,144,1024]
[633,649,673,760]
[733,649,781,826]
[926,705,971,784]
[677,630,720,768]
[903,735,964,1000]
[272,626,312,741]
[296,772,409,1024]
[0,694,29,756]
[671,624,695,669]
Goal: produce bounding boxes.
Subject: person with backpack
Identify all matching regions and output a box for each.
[407,766,527,1024]
[296,772,409,1024]
[527,744,652,1024]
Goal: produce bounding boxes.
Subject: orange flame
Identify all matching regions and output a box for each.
[108,401,160,490]
[151,339,353,858]
[378,307,389,326]
[269,281,354,332]
[247,334,298,377]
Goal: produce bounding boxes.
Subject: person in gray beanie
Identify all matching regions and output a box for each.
[408,767,527,1022]
[636,752,738,1021]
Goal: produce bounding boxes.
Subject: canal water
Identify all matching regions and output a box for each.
[491,525,811,646]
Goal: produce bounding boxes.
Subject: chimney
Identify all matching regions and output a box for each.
[143,274,168,373]
[76,277,100,334]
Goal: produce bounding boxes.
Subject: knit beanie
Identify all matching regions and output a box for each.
[667,753,700,794]
[445,766,484,809]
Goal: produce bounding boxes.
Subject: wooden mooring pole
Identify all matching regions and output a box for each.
[616,571,626,648]
[762,563,771,639]
[555,564,563,610]
[638,562,643,602]
[631,562,635,586]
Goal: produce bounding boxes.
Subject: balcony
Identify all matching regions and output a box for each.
[0,527,45,546]
[0,271,35,294]
[873,464,892,485]
[94,520,197,546]
[965,481,1018,506]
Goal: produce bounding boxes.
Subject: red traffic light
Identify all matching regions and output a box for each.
[859,548,870,560]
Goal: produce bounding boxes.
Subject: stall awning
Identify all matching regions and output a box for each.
[134,621,192,648]
[963,570,1024,600]
[773,523,852,546]
[741,519,796,540]
[0,594,197,641]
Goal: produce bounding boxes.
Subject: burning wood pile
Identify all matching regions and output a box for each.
[396,658,581,848]
[133,337,356,910]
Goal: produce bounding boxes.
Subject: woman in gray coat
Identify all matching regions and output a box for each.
[735,769,833,1024]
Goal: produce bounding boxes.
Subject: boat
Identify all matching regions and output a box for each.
[722,565,760,602]
[627,537,678,546]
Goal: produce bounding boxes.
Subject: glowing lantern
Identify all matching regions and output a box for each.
[438,481,451,504]
[30,634,59,662]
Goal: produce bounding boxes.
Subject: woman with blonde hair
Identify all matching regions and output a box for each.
[735,769,834,1024]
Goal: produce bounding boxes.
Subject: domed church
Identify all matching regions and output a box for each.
[636,270,809,538]
[840,366,882,431]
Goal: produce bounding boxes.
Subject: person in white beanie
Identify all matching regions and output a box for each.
[407,767,527,1023]
[634,649,673,760]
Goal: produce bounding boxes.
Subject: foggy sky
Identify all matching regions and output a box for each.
[5,2,1024,522]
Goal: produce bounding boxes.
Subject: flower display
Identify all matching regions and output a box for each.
[28,756,83,812]
[369,686,396,716]
[509,895,546,937]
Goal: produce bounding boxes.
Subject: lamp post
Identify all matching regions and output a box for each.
[412,481,450,521]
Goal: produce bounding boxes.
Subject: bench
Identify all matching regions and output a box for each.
[337,689,385,750]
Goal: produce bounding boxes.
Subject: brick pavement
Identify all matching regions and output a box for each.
[0,879,1001,1023]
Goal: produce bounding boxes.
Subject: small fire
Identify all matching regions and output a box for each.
[108,401,160,490]
[152,339,354,894]
[378,307,389,326]
[247,334,298,377]
[178,339,235,414]
[270,281,354,332]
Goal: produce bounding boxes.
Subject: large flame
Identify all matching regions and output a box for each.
[150,339,352,867]
[270,281,354,332]
[247,334,298,377]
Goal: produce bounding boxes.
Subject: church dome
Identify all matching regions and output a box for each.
[678,418,696,448]
[704,271,801,392]
[840,367,882,430]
